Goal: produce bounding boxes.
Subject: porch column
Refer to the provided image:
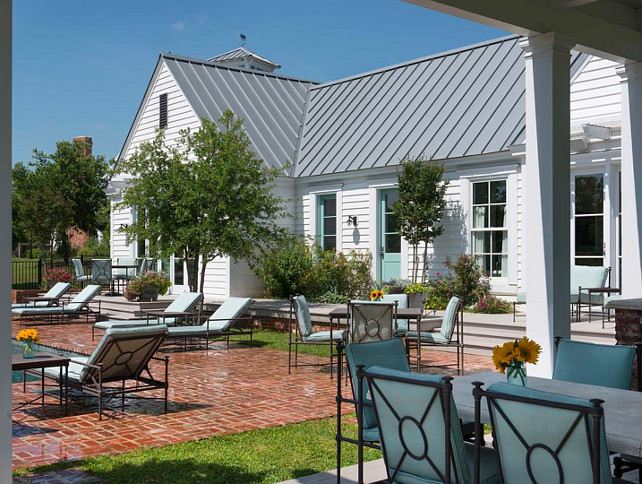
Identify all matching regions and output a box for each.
[617,62,642,298]
[520,33,575,377]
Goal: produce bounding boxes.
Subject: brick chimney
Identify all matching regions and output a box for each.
[73,136,93,156]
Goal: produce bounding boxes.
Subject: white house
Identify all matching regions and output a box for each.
[108,38,625,301]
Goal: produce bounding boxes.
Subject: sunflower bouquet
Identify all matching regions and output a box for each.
[369,289,384,301]
[17,328,40,344]
[492,336,541,385]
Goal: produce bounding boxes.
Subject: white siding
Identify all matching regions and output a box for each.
[571,57,621,125]
[110,198,133,259]
[202,257,229,299]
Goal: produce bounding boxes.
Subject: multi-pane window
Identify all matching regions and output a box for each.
[318,195,337,252]
[472,180,508,277]
[574,174,604,266]
[382,190,401,255]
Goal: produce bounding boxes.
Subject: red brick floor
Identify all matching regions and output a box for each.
[12,318,494,471]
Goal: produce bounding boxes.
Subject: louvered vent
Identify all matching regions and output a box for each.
[159,93,168,129]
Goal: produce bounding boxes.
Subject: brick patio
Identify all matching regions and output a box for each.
[11,317,494,472]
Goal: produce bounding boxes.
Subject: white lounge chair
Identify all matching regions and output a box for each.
[12,285,102,324]
[12,282,71,308]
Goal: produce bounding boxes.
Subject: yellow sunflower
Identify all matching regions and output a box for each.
[369,290,384,301]
[492,341,517,373]
[516,336,541,364]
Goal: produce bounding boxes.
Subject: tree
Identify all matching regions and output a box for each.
[12,140,110,259]
[116,110,292,293]
[392,157,449,283]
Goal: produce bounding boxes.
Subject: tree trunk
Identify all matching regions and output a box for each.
[199,258,209,297]
[412,242,419,283]
[185,250,199,292]
[421,242,428,284]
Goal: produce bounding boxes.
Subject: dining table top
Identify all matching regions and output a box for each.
[452,371,642,457]
[328,306,425,320]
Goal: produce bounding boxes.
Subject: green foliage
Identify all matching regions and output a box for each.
[116,111,291,292]
[316,292,351,304]
[124,270,172,301]
[380,278,411,294]
[256,237,316,299]
[12,140,110,258]
[444,254,490,307]
[404,282,430,294]
[393,157,449,283]
[77,237,110,257]
[472,295,512,314]
[424,272,453,311]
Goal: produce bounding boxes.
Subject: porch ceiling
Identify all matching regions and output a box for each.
[402,0,642,62]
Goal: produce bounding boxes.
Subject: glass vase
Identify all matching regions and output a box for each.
[23,340,36,359]
[506,361,526,386]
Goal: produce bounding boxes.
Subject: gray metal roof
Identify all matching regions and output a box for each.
[162,53,314,173]
[294,36,588,177]
[208,47,281,68]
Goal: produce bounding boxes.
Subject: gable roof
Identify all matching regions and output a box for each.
[208,47,281,69]
[294,35,589,177]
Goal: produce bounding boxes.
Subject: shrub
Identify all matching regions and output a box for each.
[77,237,110,257]
[472,295,512,314]
[424,271,453,311]
[444,254,490,307]
[380,278,411,294]
[256,237,316,300]
[300,249,373,301]
[124,270,172,301]
[26,248,42,259]
[316,292,351,304]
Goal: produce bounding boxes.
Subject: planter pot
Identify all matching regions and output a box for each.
[140,286,159,302]
[408,292,428,310]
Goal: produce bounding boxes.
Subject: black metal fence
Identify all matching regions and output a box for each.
[12,255,110,289]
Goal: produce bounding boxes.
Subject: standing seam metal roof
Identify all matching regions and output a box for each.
[208,47,281,68]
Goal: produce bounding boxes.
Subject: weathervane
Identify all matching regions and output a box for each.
[240,33,246,47]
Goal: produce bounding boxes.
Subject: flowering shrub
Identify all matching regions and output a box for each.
[424,271,453,310]
[42,267,72,289]
[124,270,172,301]
[444,255,490,307]
[472,295,512,314]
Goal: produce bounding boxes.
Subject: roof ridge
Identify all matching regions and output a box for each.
[208,46,281,67]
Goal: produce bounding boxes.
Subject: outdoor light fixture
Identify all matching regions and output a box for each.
[347,215,358,227]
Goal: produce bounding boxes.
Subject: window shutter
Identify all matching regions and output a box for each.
[159,93,168,129]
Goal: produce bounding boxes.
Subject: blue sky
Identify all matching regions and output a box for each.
[13,0,506,165]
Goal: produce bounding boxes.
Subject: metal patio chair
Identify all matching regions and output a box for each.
[71,258,92,288]
[12,284,102,324]
[91,258,112,294]
[11,282,71,308]
[348,300,397,344]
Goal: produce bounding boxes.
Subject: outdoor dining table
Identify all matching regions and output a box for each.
[328,307,439,332]
[452,372,642,457]
[109,263,138,296]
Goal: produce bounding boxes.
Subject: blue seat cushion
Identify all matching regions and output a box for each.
[302,330,346,342]
[404,330,450,344]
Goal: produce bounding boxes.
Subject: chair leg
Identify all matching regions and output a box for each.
[513,302,516,322]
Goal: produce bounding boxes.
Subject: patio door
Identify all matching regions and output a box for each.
[573,174,604,266]
[378,189,401,281]
[161,256,190,293]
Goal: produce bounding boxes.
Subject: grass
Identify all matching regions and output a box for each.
[234,329,337,358]
[13,414,380,483]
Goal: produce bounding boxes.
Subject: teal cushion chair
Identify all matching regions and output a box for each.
[288,295,346,378]
[12,284,102,323]
[572,265,609,321]
[71,259,92,287]
[92,291,204,340]
[481,382,611,484]
[553,338,638,390]
[363,366,501,484]
[167,297,254,350]
[11,282,71,308]
[382,293,408,335]
[43,324,170,420]
[348,300,396,343]
[405,296,464,373]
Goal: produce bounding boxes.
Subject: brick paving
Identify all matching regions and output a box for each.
[11,317,494,474]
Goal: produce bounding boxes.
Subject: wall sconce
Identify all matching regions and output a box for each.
[347,215,358,227]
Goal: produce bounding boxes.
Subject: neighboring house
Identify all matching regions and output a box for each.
[108,37,624,299]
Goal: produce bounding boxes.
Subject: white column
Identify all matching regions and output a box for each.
[0,0,11,478]
[520,33,575,377]
[617,62,642,298]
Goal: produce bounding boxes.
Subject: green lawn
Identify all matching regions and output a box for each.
[13,415,380,483]
[236,329,338,358]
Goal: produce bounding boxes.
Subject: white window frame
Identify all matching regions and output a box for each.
[309,188,342,253]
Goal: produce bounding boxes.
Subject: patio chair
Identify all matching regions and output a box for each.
[41,324,170,420]
[512,292,526,322]
[382,293,408,335]
[360,366,501,484]
[91,259,112,294]
[553,337,641,390]
[166,297,254,350]
[348,300,396,343]
[71,258,92,288]
[288,295,346,378]
[473,381,610,484]
[11,282,71,308]
[574,265,611,321]
[405,296,464,373]
[12,284,102,324]
[112,257,137,293]
[92,291,204,340]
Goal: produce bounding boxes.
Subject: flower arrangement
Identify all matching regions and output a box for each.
[42,267,72,289]
[17,328,40,344]
[369,289,384,301]
[492,336,542,385]
[124,270,172,301]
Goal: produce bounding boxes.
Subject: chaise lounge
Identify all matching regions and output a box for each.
[12,285,102,324]
[12,282,71,308]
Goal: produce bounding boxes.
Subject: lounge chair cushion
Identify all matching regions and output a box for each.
[12,282,71,308]
[201,297,252,331]
[12,306,64,315]
[95,319,164,330]
[439,296,460,340]
[45,357,89,383]
[403,331,450,344]
[302,330,346,342]
[63,285,101,312]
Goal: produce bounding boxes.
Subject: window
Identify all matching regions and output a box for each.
[471,180,508,277]
[574,174,604,266]
[159,93,168,130]
[318,195,337,252]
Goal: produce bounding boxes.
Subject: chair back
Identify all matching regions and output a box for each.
[157,292,203,325]
[80,324,169,384]
[553,338,636,389]
[349,300,396,343]
[65,285,101,311]
[382,294,408,333]
[137,258,148,275]
[291,295,313,338]
[571,265,609,293]
[364,366,469,483]
[345,338,410,429]
[91,259,112,283]
[439,296,461,341]
[114,257,137,277]
[202,297,253,331]
[481,382,611,484]
[43,282,71,300]
[71,258,85,278]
